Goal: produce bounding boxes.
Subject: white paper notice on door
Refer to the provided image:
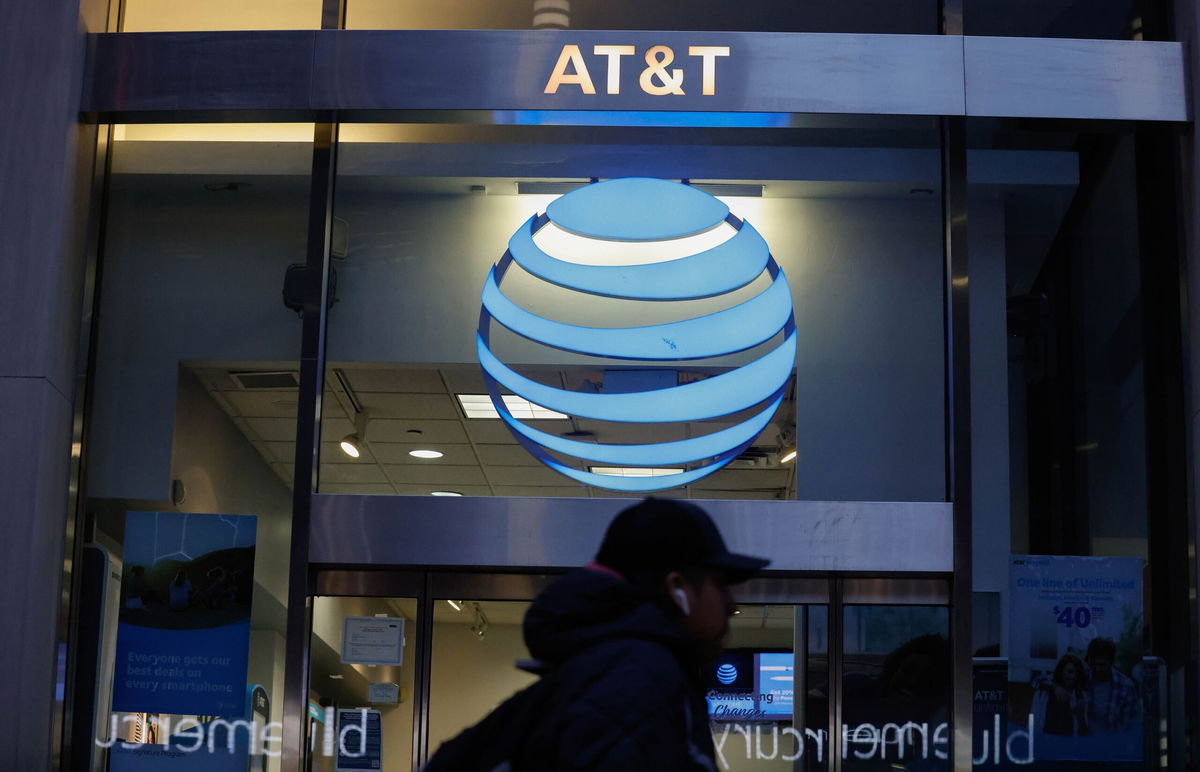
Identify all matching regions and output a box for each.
[341,616,405,666]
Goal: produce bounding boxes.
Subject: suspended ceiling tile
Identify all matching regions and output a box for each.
[321,464,389,485]
[355,392,458,420]
[690,489,784,500]
[465,420,523,444]
[384,464,489,486]
[220,390,299,418]
[264,441,296,463]
[246,417,300,442]
[440,369,489,395]
[589,487,688,499]
[484,465,579,487]
[270,462,294,482]
[388,484,494,496]
[319,483,398,495]
[700,468,793,489]
[337,368,446,394]
[465,418,567,444]
[365,418,468,444]
[368,443,478,466]
[490,485,588,498]
[474,444,540,467]
[319,417,357,442]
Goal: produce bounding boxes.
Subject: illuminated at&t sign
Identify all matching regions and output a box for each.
[476,178,796,492]
[545,44,730,96]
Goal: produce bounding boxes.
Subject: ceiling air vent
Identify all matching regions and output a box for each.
[230,371,300,390]
[735,446,773,464]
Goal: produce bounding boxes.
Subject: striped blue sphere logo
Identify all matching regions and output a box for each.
[716,663,739,685]
[476,177,796,492]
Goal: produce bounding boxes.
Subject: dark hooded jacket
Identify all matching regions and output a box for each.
[422,567,717,772]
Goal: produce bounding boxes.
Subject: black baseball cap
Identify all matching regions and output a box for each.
[595,498,770,583]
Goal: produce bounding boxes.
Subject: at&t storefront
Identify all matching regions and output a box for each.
[50,3,1197,771]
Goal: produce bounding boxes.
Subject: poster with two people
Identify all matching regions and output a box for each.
[1009,555,1145,762]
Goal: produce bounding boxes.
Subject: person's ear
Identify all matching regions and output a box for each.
[664,571,692,615]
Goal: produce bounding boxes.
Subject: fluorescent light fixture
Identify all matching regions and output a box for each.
[457,394,567,420]
[446,600,462,611]
[329,674,344,680]
[340,435,362,458]
[409,449,444,459]
[430,490,463,497]
[779,448,797,464]
[589,466,685,477]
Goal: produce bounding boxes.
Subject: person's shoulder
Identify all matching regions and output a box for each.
[565,636,688,687]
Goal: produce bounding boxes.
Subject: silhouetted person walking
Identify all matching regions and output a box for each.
[422,497,769,771]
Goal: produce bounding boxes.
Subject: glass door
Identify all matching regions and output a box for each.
[307,571,425,772]
[307,570,949,771]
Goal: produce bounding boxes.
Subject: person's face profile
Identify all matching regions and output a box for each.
[672,570,736,659]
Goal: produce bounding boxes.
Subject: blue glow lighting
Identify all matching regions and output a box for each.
[507,214,770,300]
[476,177,796,492]
[494,394,785,466]
[481,266,793,361]
[491,110,795,128]
[477,330,795,423]
[546,177,729,240]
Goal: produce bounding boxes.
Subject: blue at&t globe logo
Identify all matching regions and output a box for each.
[476,177,795,492]
[716,663,740,685]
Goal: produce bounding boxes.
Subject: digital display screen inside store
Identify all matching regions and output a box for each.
[706,651,794,721]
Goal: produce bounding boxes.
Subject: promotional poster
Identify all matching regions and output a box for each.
[1008,555,1144,762]
[112,512,257,717]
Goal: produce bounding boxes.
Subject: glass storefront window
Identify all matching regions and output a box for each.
[318,117,945,502]
[967,118,1174,769]
[345,0,937,34]
[118,0,323,31]
[83,124,312,769]
[964,0,1167,39]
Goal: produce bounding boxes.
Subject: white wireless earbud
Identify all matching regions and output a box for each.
[673,588,691,616]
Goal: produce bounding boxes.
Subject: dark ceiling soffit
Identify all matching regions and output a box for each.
[81,29,967,120]
[84,31,320,119]
[81,30,1189,123]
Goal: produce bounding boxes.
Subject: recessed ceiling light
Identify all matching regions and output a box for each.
[589,466,685,477]
[409,449,444,459]
[430,490,463,497]
[340,435,362,458]
[457,394,567,420]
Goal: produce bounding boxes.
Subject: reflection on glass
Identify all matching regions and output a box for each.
[308,596,419,772]
[85,128,311,770]
[841,605,950,771]
[708,604,827,771]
